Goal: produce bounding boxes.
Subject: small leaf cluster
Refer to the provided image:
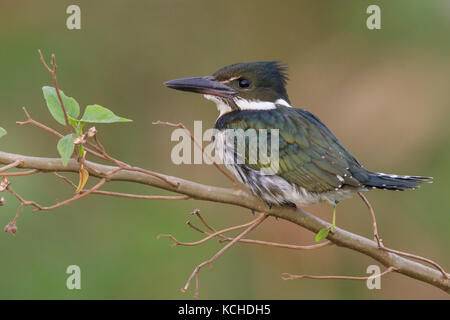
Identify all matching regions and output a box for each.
[42,86,132,166]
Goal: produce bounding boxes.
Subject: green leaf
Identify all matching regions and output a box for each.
[315,228,329,242]
[80,104,132,123]
[0,127,6,139]
[42,86,80,125]
[57,134,76,166]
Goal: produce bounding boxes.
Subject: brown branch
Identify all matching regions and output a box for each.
[119,166,179,188]
[0,151,449,294]
[88,190,190,201]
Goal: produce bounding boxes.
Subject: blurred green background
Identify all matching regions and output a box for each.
[0,0,449,299]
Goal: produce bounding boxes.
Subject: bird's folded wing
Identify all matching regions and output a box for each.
[218,107,365,193]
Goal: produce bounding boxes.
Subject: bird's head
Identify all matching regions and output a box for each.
[164,61,291,116]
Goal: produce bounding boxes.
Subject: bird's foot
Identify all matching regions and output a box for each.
[330,201,338,233]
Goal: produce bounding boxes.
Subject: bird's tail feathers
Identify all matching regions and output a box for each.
[364,172,433,191]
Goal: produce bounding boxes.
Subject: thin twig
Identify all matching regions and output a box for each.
[53,172,77,187]
[191,210,218,234]
[158,219,258,247]
[34,178,107,212]
[6,186,43,211]
[380,246,449,279]
[218,237,333,249]
[16,107,63,138]
[87,132,179,187]
[0,160,23,173]
[358,192,383,247]
[182,213,268,298]
[0,169,40,177]
[3,204,24,235]
[38,50,72,134]
[187,210,333,250]
[54,172,189,200]
[17,107,105,159]
[357,193,448,279]
[282,266,397,281]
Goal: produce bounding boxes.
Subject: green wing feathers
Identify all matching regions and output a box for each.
[217,107,364,193]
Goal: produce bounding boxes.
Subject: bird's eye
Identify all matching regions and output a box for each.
[237,78,251,89]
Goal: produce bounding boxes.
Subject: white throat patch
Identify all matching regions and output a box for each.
[204,95,292,117]
[233,98,292,110]
[204,94,232,117]
[233,98,277,110]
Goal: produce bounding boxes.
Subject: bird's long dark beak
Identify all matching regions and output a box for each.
[164,76,237,98]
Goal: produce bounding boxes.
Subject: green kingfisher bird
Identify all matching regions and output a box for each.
[164,61,432,231]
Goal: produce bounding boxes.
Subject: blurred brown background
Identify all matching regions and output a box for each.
[0,0,449,299]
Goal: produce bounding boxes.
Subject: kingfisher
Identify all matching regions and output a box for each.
[164,61,432,233]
